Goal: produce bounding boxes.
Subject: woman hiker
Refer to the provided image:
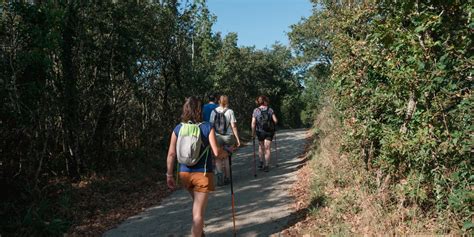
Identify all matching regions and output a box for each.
[251,95,278,172]
[209,95,241,186]
[166,96,228,237]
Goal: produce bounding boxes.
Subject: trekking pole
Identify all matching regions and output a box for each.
[252,138,257,178]
[227,148,237,236]
[274,131,279,167]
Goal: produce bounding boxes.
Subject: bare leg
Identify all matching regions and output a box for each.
[215,158,224,174]
[259,140,264,163]
[191,192,209,237]
[264,139,272,166]
[223,157,230,178]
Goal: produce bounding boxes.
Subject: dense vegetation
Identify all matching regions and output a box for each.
[1,0,471,235]
[0,1,302,235]
[290,0,472,232]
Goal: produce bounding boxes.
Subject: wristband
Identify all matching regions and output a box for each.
[166,173,173,177]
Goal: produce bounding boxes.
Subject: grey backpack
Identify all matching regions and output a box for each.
[176,122,209,166]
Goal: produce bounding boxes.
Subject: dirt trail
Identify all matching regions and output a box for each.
[104,129,308,237]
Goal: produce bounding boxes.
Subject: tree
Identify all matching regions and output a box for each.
[289,0,473,228]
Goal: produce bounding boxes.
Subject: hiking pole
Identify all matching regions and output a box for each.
[274,131,279,167]
[252,138,257,178]
[227,148,237,236]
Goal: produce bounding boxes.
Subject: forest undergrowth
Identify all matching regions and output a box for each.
[286,97,468,235]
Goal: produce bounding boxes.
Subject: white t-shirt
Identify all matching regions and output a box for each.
[210,106,237,135]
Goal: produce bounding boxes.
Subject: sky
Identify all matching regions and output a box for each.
[207,0,313,49]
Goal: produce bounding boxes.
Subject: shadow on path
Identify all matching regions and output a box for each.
[104,129,308,237]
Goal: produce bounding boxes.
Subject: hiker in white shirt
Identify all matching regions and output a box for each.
[210,95,241,186]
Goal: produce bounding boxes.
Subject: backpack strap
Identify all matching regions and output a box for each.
[212,109,219,122]
[267,108,273,117]
[201,146,210,176]
[196,122,210,175]
[214,108,228,114]
[195,121,210,175]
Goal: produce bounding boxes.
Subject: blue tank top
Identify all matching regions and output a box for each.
[173,122,213,173]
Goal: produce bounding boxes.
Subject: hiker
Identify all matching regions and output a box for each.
[202,94,219,175]
[166,96,228,237]
[202,93,218,122]
[210,95,241,186]
[251,95,278,172]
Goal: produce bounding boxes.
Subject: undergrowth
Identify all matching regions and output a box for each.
[1,152,168,236]
[302,98,469,235]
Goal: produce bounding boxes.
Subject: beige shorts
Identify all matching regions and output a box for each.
[215,133,236,147]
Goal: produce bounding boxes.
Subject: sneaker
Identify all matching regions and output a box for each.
[258,161,264,170]
[224,177,230,185]
[263,166,269,172]
[216,173,224,186]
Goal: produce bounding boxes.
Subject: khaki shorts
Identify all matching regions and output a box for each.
[179,172,215,193]
[216,133,236,147]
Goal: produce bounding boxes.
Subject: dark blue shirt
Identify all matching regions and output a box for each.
[203,103,218,122]
[173,122,213,173]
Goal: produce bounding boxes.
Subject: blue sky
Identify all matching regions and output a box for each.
[207,0,313,49]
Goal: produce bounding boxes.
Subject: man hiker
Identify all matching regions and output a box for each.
[202,93,219,181]
[251,95,278,172]
[166,96,228,237]
[202,93,218,122]
[210,95,241,186]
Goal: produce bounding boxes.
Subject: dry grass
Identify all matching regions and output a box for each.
[284,99,464,236]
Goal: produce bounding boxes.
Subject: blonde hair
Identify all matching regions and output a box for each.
[219,95,229,107]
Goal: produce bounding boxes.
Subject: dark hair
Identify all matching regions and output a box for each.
[181,96,202,123]
[256,95,269,106]
[208,93,217,102]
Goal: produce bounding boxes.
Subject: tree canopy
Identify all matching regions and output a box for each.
[1,1,303,235]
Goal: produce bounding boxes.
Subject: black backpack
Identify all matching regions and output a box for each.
[257,108,274,133]
[213,109,228,135]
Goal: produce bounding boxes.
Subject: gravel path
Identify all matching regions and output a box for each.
[104,129,308,237]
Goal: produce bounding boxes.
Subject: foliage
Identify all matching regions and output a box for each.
[290,0,473,231]
[0,0,302,235]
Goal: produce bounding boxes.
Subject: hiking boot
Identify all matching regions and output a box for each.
[263,166,269,172]
[216,173,224,186]
[224,177,230,185]
[258,161,264,170]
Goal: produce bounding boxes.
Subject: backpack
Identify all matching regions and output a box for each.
[213,108,228,135]
[176,122,209,166]
[257,108,274,133]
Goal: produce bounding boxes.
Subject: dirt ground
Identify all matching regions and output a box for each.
[104,129,309,237]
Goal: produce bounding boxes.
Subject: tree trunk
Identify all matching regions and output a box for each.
[61,3,80,181]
